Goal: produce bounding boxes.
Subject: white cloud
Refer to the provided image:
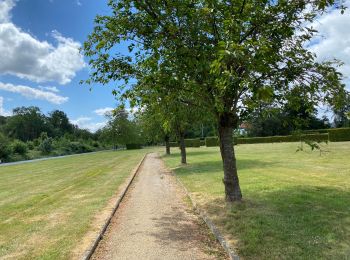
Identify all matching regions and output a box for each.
[309,2,350,80]
[0,0,85,84]
[0,0,15,23]
[39,86,60,93]
[94,107,114,116]
[0,82,68,104]
[0,96,11,116]
[71,117,106,132]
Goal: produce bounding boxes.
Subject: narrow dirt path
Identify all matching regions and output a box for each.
[91,153,227,260]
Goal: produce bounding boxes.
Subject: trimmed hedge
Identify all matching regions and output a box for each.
[237,133,329,144]
[205,136,219,147]
[302,128,350,142]
[199,140,205,146]
[126,143,142,150]
[206,133,329,146]
[328,128,350,142]
[169,142,178,147]
[185,138,201,147]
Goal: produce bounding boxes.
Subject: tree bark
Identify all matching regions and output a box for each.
[218,113,242,202]
[179,132,187,164]
[165,135,170,155]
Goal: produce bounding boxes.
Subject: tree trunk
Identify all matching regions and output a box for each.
[179,132,187,164]
[165,135,170,155]
[218,114,242,202]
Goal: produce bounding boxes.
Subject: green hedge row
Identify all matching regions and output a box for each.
[205,136,219,147]
[185,138,201,147]
[126,143,142,150]
[205,133,330,146]
[199,139,205,146]
[302,128,350,142]
[236,133,329,144]
[169,142,178,147]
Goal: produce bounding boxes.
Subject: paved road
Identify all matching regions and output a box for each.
[91,153,226,260]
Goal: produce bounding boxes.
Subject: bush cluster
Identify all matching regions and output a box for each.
[169,142,178,147]
[205,137,219,147]
[184,138,201,147]
[126,143,142,150]
[302,128,350,142]
[205,133,330,146]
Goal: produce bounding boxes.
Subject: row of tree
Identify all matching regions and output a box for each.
[0,107,102,162]
[83,0,349,202]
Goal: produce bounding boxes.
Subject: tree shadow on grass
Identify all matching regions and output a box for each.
[199,186,350,260]
[172,158,276,177]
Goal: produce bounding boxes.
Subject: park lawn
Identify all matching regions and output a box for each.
[0,149,153,259]
[163,142,350,260]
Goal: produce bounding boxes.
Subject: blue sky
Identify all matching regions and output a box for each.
[0,0,350,131]
[0,0,122,131]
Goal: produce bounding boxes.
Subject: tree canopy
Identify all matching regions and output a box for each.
[83,0,347,201]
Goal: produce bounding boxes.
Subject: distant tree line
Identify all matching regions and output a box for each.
[0,106,103,163]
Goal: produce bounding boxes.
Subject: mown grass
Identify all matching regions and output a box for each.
[163,142,350,259]
[0,149,153,259]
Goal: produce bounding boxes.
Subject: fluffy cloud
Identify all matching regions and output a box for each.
[0,0,15,23]
[0,96,11,116]
[0,82,68,104]
[309,2,350,80]
[71,117,106,132]
[0,0,85,84]
[94,107,114,116]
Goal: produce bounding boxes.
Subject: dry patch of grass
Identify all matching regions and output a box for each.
[163,142,350,259]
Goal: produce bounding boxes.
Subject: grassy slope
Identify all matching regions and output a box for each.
[0,149,153,259]
[163,142,350,259]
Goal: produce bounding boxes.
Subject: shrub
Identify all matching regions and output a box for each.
[69,142,94,153]
[328,128,350,142]
[302,128,350,142]
[126,143,142,150]
[11,140,28,155]
[26,141,35,150]
[199,139,205,146]
[0,133,12,162]
[237,133,329,144]
[39,138,53,154]
[92,141,100,148]
[205,136,219,147]
[169,142,178,147]
[184,138,201,147]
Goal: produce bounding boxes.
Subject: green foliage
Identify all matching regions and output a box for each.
[11,140,28,155]
[328,128,350,142]
[199,140,205,147]
[302,128,350,142]
[184,139,201,147]
[26,141,35,150]
[39,137,53,154]
[126,143,142,150]
[237,134,329,144]
[205,137,219,147]
[169,142,178,147]
[68,142,94,154]
[0,133,11,161]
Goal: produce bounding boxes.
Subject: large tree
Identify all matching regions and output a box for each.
[83,0,346,201]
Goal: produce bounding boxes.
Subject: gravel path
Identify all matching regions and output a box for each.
[91,153,226,260]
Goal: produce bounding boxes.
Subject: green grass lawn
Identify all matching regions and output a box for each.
[163,142,350,259]
[0,149,153,259]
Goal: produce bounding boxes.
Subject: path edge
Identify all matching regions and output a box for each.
[81,153,148,260]
[166,161,240,260]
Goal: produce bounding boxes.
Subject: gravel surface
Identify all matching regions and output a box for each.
[91,153,227,260]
